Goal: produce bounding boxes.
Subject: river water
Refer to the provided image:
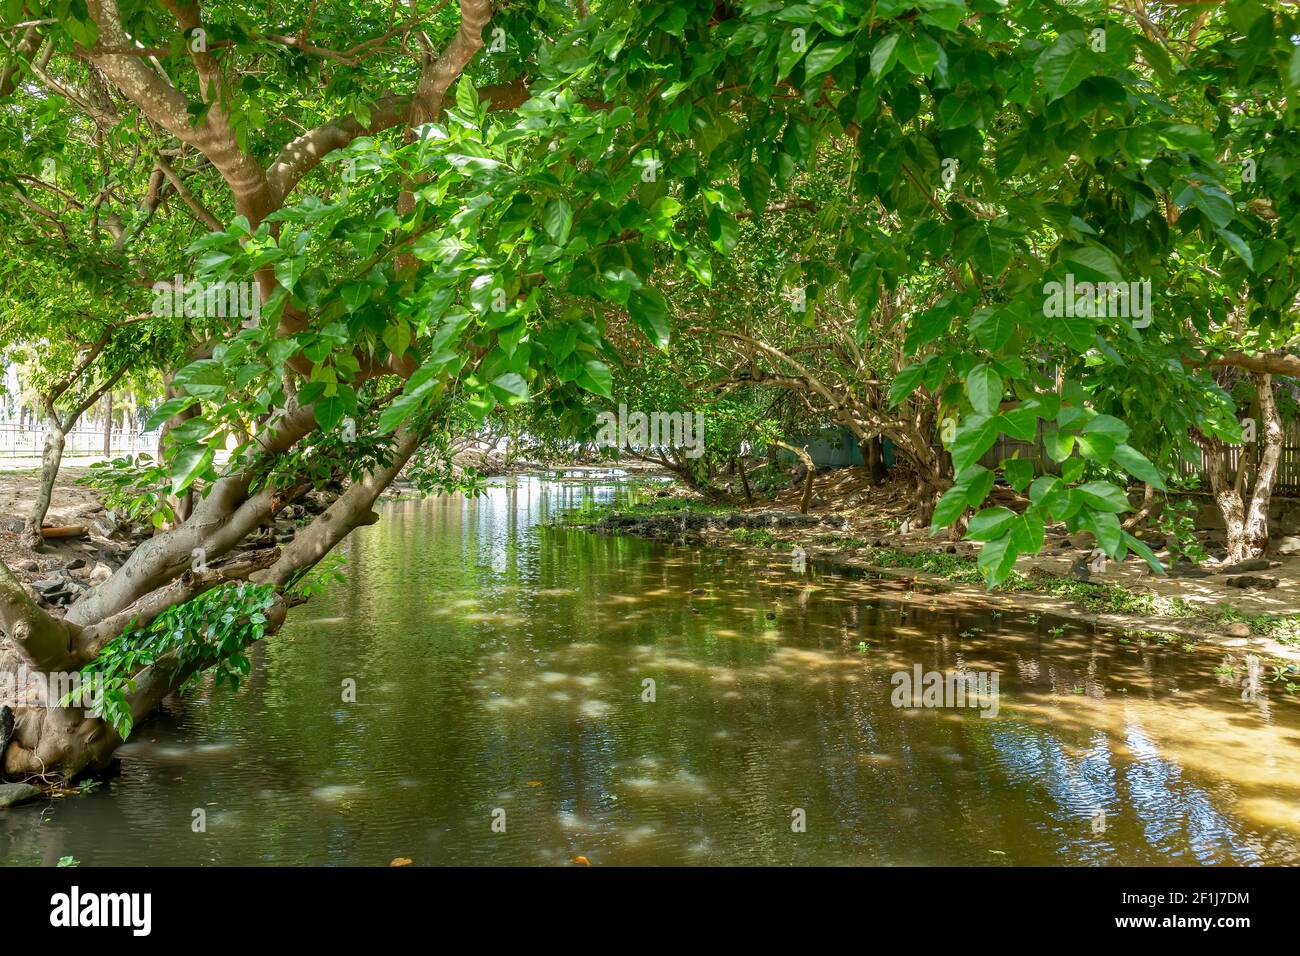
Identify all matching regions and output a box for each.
[3,475,1298,866]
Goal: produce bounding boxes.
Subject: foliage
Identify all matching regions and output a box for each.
[80,454,176,529]
[67,583,277,739]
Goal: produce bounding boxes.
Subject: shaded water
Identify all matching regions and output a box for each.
[3,475,1299,866]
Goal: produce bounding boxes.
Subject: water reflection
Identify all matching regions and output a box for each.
[2,475,1297,866]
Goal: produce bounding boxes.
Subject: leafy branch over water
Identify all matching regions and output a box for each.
[67,583,277,739]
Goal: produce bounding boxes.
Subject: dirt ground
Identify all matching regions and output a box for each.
[0,464,113,574]
[755,468,1300,621]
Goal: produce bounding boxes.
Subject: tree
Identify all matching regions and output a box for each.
[0,0,1297,781]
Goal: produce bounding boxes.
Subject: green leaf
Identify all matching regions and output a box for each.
[967,506,1017,541]
[629,287,671,349]
[170,443,214,496]
[1087,510,1122,557]
[314,395,345,432]
[1076,481,1131,513]
[931,485,971,530]
[1035,31,1094,101]
[889,363,925,406]
[966,364,1002,416]
[970,302,1022,352]
[144,397,197,431]
[578,360,613,398]
[707,208,740,253]
[1191,185,1235,228]
[543,198,574,245]
[172,359,227,399]
[1009,513,1045,554]
[870,33,900,77]
[950,414,1000,474]
[1123,531,1165,575]
[490,372,529,406]
[1003,458,1034,492]
[895,29,942,77]
[1062,244,1124,284]
[977,535,1019,587]
[1113,443,1166,490]
[1216,229,1254,270]
[804,40,852,81]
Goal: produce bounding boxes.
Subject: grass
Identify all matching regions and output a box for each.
[554,495,736,526]
[731,527,780,547]
[811,534,872,550]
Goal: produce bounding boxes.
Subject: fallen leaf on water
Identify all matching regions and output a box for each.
[571,855,592,866]
[527,780,543,787]
[390,857,413,867]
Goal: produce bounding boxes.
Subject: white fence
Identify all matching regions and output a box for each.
[0,423,160,458]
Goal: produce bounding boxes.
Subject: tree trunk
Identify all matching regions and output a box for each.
[21,420,66,551]
[774,441,815,513]
[863,436,887,483]
[101,391,113,457]
[734,455,753,504]
[1,417,424,781]
[1203,373,1283,562]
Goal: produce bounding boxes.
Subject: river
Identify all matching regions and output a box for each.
[3,474,1298,866]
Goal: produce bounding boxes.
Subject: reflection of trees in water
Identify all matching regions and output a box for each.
[19,478,1300,865]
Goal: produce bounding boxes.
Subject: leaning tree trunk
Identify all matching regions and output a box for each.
[20,419,66,551]
[1,414,426,780]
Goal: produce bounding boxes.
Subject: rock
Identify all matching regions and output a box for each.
[1225,575,1278,591]
[90,516,121,538]
[18,560,38,572]
[0,783,42,809]
[0,705,12,753]
[1275,535,1300,556]
[1195,504,1227,531]
[1170,560,1213,579]
[2,517,23,533]
[1217,558,1272,575]
[1224,622,1252,638]
[690,588,705,595]
[63,557,86,571]
[32,576,65,594]
[88,562,113,584]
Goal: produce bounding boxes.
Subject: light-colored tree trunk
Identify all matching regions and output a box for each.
[20,415,66,551]
[101,391,113,457]
[1203,373,1283,562]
